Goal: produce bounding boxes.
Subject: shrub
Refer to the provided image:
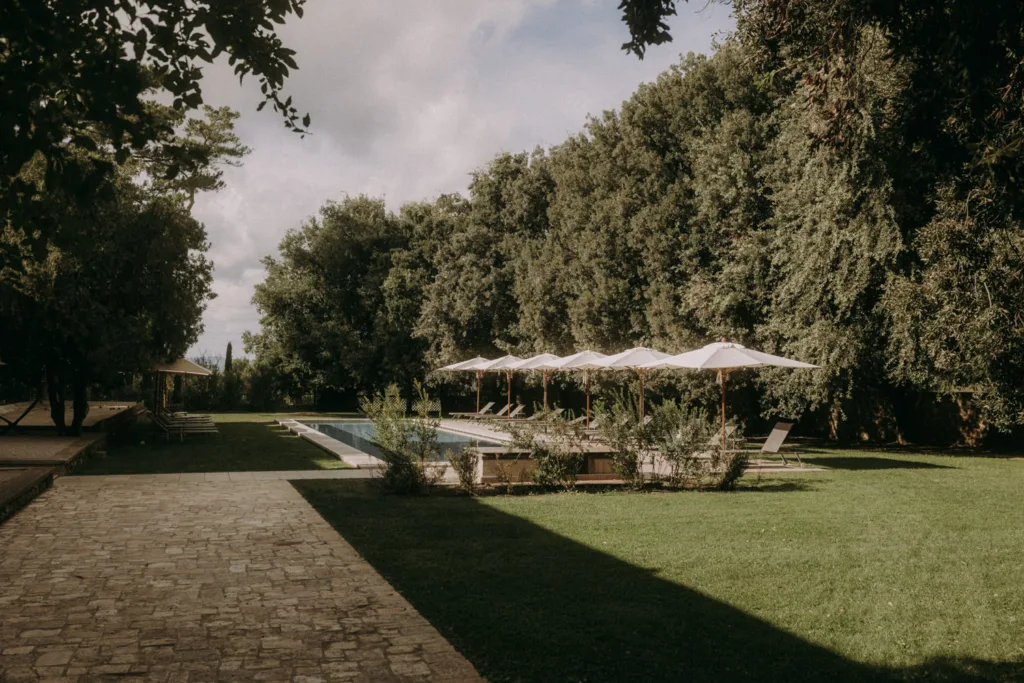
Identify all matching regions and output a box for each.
[360,382,441,495]
[491,451,525,495]
[715,450,749,490]
[508,408,586,490]
[649,400,748,490]
[446,446,478,495]
[596,390,658,490]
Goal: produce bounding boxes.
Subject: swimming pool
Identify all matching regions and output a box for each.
[301,419,503,461]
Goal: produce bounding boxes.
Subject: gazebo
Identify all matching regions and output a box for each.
[153,359,212,410]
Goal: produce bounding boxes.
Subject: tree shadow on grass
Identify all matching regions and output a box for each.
[292,484,849,681]
[296,481,1024,683]
[736,480,821,493]
[77,419,345,474]
[798,456,953,471]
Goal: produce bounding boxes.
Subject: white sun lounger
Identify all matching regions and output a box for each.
[760,421,796,464]
[451,402,495,419]
[474,403,510,420]
[505,404,526,419]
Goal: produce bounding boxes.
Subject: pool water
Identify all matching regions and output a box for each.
[302,420,502,461]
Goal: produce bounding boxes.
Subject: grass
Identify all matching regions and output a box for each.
[77,412,352,474]
[295,447,1024,683]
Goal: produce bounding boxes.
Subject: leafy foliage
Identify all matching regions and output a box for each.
[446,447,479,496]
[596,390,659,490]
[248,197,425,405]
[508,410,587,490]
[360,383,442,495]
[649,401,722,488]
[1,0,307,208]
[618,0,679,58]
[0,105,250,431]
[249,8,1024,440]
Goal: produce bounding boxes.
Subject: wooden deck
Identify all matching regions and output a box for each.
[0,433,107,472]
[0,401,143,431]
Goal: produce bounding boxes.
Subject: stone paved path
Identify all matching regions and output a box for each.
[0,477,483,682]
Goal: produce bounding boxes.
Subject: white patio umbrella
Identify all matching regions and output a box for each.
[548,350,608,424]
[437,357,489,413]
[469,355,524,417]
[596,347,671,421]
[512,353,563,411]
[640,339,817,446]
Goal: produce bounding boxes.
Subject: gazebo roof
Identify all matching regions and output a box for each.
[154,358,213,377]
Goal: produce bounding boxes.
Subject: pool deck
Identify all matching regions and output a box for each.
[439,418,821,474]
[280,417,821,478]
[277,419,384,469]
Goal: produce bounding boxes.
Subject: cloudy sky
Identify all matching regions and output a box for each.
[189,0,735,361]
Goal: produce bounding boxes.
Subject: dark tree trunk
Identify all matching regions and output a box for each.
[70,366,89,436]
[46,362,66,434]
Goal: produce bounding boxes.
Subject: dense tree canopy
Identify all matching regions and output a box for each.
[1,0,308,197]
[250,3,1024,443]
[2,0,302,430]
[245,197,426,405]
[0,105,248,432]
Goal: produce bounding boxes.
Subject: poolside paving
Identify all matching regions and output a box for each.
[277,421,384,469]
[0,475,483,682]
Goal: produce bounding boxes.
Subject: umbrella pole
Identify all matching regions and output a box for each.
[507,370,512,418]
[638,370,645,422]
[476,371,482,414]
[585,371,591,425]
[543,371,549,411]
[720,369,727,447]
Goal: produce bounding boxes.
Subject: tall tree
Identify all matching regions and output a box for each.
[0,105,248,432]
[1,0,307,206]
[0,169,214,433]
[225,342,234,373]
[249,196,420,404]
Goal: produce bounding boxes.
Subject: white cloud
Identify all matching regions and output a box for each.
[189,0,735,358]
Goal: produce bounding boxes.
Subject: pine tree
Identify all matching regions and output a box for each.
[225,342,233,373]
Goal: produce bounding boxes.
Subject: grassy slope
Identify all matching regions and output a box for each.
[296,448,1024,683]
[77,413,351,474]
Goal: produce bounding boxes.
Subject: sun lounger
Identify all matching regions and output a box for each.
[707,424,737,446]
[757,421,797,465]
[451,402,495,419]
[505,404,526,419]
[162,411,215,426]
[0,400,40,435]
[523,407,564,423]
[479,404,524,420]
[169,412,214,422]
[150,410,218,442]
[583,414,651,439]
[716,422,797,464]
[474,403,510,420]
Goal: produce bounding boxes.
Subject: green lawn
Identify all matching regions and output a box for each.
[295,448,1024,683]
[77,412,352,474]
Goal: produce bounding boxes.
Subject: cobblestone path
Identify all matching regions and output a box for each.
[0,477,482,682]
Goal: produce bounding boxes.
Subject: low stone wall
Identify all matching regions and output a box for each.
[475,449,622,485]
[0,467,54,525]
